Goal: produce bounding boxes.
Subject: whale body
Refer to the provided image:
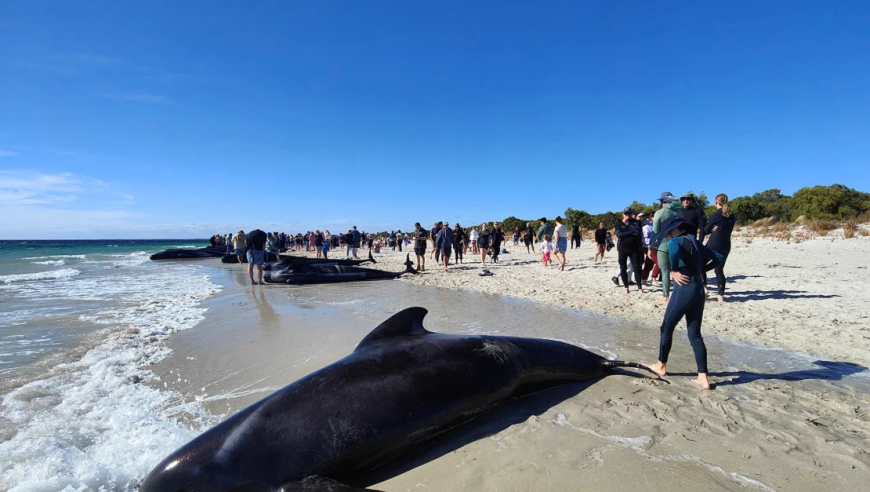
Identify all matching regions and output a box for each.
[140,307,653,491]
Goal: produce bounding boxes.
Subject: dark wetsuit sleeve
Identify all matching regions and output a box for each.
[697,208,707,242]
[704,210,721,236]
[700,243,724,272]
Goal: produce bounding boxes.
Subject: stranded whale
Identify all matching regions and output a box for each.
[264,254,415,284]
[140,307,656,492]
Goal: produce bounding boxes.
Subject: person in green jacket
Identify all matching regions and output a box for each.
[651,192,682,305]
[536,217,554,242]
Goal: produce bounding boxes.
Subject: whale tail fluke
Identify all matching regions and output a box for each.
[603,360,667,381]
[403,254,418,274]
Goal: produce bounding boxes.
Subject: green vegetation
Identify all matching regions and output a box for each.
[506,184,870,233]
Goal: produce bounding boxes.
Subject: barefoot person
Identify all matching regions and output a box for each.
[615,207,644,294]
[478,223,491,263]
[551,216,568,271]
[524,222,535,254]
[648,217,724,390]
[413,222,428,272]
[246,229,268,285]
[704,193,736,302]
[594,222,606,262]
[436,222,453,271]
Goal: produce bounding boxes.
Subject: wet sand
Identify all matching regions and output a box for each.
[152,259,870,492]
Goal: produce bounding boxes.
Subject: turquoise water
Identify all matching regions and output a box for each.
[0,240,223,491]
[0,240,211,382]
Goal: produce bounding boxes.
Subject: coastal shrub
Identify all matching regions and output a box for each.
[806,218,836,236]
[844,218,858,239]
[790,184,870,220]
[794,215,807,224]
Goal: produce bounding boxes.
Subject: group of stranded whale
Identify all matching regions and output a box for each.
[140,307,658,492]
[149,245,416,285]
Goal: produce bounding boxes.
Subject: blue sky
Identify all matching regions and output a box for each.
[1,1,868,238]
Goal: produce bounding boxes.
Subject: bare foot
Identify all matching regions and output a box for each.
[251,281,258,285]
[717,295,724,303]
[695,374,711,390]
[648,361,667,377]
[638,289,645,294]
[656,297,669,305]
[624,288,630,294]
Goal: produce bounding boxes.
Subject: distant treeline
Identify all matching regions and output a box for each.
[502,184,870,233]
[368,184,869,237]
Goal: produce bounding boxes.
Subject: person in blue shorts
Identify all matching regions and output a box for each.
[246,229,267,285]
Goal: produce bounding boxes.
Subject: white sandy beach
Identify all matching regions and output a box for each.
[152,232,870,492]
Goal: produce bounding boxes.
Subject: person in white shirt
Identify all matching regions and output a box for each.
[539,234,554,267]
[470,227,479,254]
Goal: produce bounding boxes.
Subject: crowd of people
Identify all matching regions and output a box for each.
[212,190,736,390]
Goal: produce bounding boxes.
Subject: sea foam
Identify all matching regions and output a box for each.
[0,261,221,491]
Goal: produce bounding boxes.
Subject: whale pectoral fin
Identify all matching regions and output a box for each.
[277,475,384,492]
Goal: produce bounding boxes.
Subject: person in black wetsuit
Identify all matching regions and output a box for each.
[648,216,724,390]
[570,223,581,249]
[524,222,535,254]
[452,223,466,264]
[679,192,707,241]
[704,193,737,303]
[594,222,607,262]
[490,223,505,263]
[615,208,644,293]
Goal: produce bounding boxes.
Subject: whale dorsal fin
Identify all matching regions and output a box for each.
[355,307,431,351]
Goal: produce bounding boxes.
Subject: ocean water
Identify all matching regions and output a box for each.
[0,240,222,492]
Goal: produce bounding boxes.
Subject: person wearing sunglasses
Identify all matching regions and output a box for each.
[679,192,707,242]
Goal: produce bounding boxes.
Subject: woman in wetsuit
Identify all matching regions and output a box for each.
[704,194,736,303]
[648,217,724,390]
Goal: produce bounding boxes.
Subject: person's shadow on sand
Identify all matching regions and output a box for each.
[670,360,866,387]
[720,289,839,302]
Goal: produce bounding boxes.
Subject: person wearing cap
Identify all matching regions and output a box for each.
[435,222,454,271]
[615,207,644,294]
[647,216,724,390]
[651,192,683,304]
[232,230,247,264]
[679,192,707,242]
[412,223,428,271]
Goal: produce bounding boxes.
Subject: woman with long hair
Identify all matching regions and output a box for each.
[704,194,736,302]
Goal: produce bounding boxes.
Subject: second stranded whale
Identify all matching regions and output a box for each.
[140,307,658,492]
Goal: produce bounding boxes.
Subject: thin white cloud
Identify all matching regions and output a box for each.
[0,150,18,157]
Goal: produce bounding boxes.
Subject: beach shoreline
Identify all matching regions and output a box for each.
[151,254,870,491]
